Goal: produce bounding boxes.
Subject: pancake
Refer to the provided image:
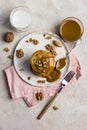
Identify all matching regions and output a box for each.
[30,50,56,77]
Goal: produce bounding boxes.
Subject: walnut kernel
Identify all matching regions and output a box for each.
[45,36,52,40]
[3,47,10,52]
[8,55,13,59]
[33,39,39,45]
[45,44,57,56]
[53,40,62,47]
[45,44,54,51]
[50,50,57,56]
[36,92,44,100]
[25,38,33,43]
[37,80,45,83]
[53,106,58,110]
[16,49,24,58]
[4,32,14,42]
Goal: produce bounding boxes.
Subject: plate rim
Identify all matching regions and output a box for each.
[13,32,70,87]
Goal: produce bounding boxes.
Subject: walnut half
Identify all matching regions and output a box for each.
[53,40,62,47]
[3,47,10,52]
[16,49,24,58]
[53,106,58,110]
[36,92,44,101]
[8,54,13,59]
[4,32,14,43]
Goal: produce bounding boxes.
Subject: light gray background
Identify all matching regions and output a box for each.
[0,0,87,130]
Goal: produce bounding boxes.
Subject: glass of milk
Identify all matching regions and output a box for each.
[10,6,31,31]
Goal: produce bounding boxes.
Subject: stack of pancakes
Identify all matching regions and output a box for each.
[30,50,56,78]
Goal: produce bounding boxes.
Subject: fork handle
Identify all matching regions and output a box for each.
[37,93,58,120]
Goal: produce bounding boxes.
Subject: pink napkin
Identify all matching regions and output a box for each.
[4,54,81,107]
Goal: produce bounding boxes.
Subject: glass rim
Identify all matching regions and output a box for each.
[9,6,32,31]
[59,17,84,42]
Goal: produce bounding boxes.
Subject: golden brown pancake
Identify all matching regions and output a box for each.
[30,50,55,77]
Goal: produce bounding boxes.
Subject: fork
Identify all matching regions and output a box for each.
[37,71,75,120]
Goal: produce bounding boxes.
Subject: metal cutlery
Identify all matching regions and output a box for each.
[37,70,75,120]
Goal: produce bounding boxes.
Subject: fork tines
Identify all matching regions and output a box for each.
[64,71,75,82]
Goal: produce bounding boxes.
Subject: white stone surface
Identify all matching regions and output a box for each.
[0,0,87,130]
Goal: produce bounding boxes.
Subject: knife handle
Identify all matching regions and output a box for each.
[37,93,58,120]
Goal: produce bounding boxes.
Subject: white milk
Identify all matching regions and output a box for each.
[10,7,31,31]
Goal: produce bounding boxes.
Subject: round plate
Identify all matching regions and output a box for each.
[13,32,69,87]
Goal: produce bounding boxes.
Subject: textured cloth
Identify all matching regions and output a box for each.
[4,54,81,107]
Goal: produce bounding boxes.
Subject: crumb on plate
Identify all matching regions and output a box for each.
[27,76,31,80]
[37,80,45,83]
[43,34,46,37]
[19,68,24,71]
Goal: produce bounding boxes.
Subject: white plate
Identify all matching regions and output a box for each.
[13,32,69,87]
